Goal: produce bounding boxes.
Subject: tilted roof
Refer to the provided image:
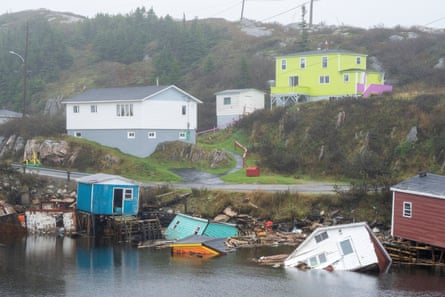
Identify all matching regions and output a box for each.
[62,85,202,103]
[390,173,445,199]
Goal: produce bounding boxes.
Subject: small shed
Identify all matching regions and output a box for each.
[76,173,139,216]
[215,88,265,129]
[390,172,445,248]
[164,213,238,240]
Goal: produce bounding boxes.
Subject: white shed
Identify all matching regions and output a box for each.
[215,89,265,129]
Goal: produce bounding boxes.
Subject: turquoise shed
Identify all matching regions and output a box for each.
[164,213,238,240]
[76,173,139,216]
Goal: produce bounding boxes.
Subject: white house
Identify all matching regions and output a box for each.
[62,85,202,158]
[0,109,22,124]
[214,89,265,129]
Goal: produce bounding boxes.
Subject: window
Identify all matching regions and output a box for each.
[124,188,133,200]
[356,56,361,65]
[182,105,186,115]
[281,59,287,70]
[90,105,97,113]
[223,97,231,105]
[320,75,330,84]
[307,253,327,267]
[116,104,134,117]
[148,132,156,139]
[194,226,201,235]
[315,231,328,243]
[289,76,299,87]
[340,239,354,255]
[343,74,350,82]
[73,105,80,113]
[403,202,412,218]
[322,56,328,68]
[127,131,135,139]
[300,57,306,69]
[179,132,187,139]
[74,132,82,137]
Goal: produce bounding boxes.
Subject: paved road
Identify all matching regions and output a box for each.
[14,164,348,194]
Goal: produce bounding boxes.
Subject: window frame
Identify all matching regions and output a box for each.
[127,131,136,139]
[300,57,306,69]
[124,188,133,200]
[319,75,330,84]
[322,56,328,68]
[289,75,299,87]
[223,97,231,105]
[148,131,157,139]
[315,231,329,243]
[73,105,80,113]
[403,201,412,218]
[343,74,350,82]
[116,103,134,117]
[90,105,97,113]
[281,59,287,70]
[356,56,361,65]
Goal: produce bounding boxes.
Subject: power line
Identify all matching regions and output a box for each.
[259,1,310,23]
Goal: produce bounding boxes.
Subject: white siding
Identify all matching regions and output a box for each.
[66,91,198,131]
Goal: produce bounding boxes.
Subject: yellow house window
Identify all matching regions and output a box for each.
[300,58,306,69]
[322,56,328,68]
[281,59,287,70]
[320,75,330,84]
[343,74,349,82]
[356,56,361,65]
[289,76,299,86]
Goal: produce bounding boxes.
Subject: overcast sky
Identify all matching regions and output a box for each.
[3,0,445,29]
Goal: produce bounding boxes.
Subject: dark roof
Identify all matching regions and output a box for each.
[390,173,445,199]
[173,234,231,254]
[62,85,202,103]
[276,49,366,58]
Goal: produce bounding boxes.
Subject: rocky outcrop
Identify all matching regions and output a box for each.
[154,141,231,169]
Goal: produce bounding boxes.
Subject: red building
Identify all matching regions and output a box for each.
[390,172,445,248]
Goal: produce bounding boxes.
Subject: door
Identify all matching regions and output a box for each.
[113,188,123,214]
[339,237,361,269]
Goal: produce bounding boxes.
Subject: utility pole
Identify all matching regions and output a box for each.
[309,0,314,28]
[22,22,29,118]
[240,0,246,22]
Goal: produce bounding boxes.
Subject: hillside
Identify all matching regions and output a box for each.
[1,8,445,130]
[0,8,444,185]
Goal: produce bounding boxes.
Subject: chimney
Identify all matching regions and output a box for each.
[418,167,427,177]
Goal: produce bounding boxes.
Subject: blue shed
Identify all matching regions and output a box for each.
[76,173,139,216]
[164,213,238,240]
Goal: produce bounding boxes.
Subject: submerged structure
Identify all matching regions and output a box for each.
[284,222,392,272]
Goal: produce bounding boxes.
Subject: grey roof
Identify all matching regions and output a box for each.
[62,85,202,103]
[76,173,136,185]
[214,88,265,96]
[390,173,445,199]
[276,49,366,58]
[0,109,22,118]
[173,234,231,254]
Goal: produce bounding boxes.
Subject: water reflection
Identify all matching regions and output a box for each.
[1,236,445,297]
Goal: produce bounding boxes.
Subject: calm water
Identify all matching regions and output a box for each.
[1,235,445,297]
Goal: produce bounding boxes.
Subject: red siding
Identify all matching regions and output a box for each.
[393,192,445,248]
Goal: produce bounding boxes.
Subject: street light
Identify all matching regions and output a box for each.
[9,22,28,118]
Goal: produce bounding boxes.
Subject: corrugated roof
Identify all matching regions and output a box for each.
[62,85,202,103]
[390,173,445,199]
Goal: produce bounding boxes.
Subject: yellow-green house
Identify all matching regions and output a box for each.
[270,49,392,106]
